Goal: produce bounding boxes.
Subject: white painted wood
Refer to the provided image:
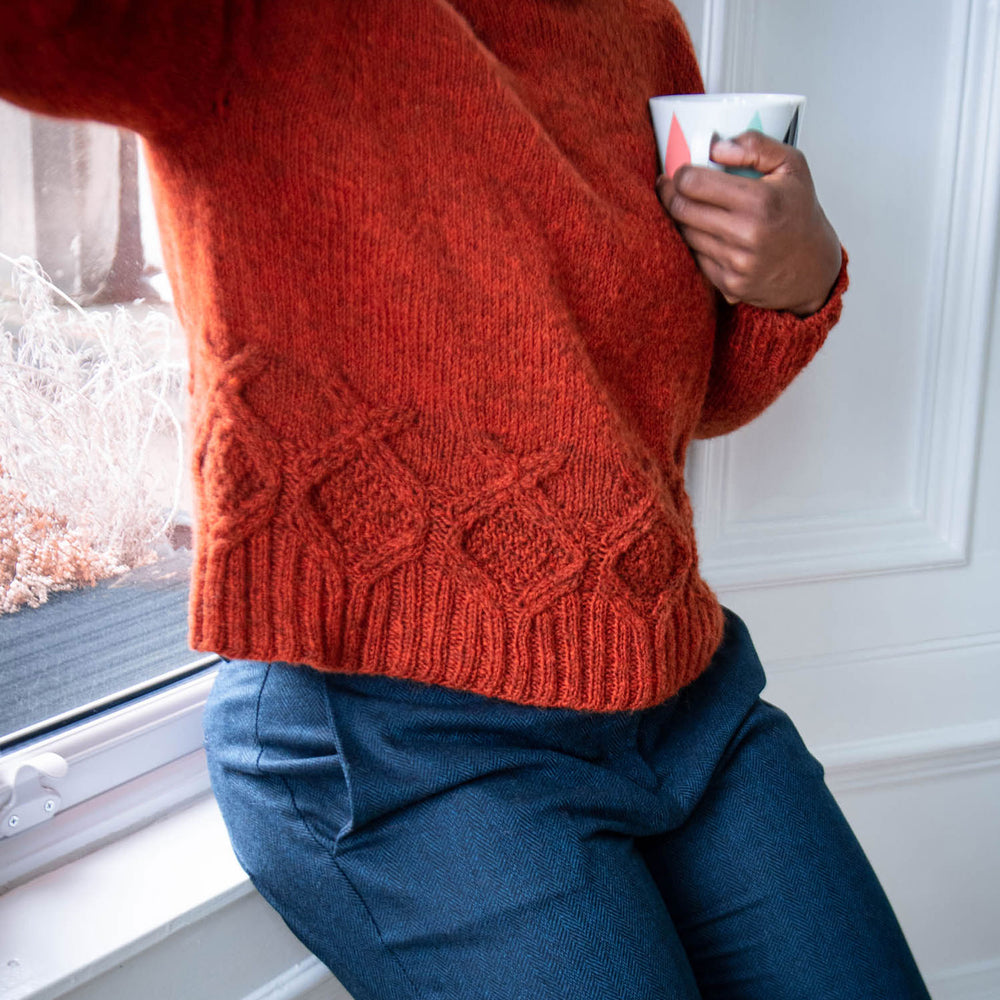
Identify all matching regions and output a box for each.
[681,0,1000,991]
[0,796,248,1000]
[0,667,218,892]
[240,959,343,1000]
[691,0,1000,589]
[0,794,351,1000]
[670,0,705,70]
[765,628,1000,748]
[829,761,1000,992]
[927,959,1000,1000]
[698,0,758,92]
[820,719,1000,792]
[0,101,36,295]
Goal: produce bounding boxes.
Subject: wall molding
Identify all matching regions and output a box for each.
[700,0,759,92]
[690,0,1000,590]
[927,959,1000,1000]
[241,953,1000,1000]
[819,719,1000,793]
[765,627,1000,676]
[241,945,1000,1000]
[242,958,342,1000]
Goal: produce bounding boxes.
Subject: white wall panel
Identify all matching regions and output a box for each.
[678,1,1000,994]
[691,0,1000,589]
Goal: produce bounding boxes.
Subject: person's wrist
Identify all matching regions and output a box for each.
[790,287,832,318]
[790,230,843,317]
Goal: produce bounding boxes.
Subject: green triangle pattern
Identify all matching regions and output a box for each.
[725,109,766,177]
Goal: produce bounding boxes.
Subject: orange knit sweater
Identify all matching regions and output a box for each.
[1,1,848,710]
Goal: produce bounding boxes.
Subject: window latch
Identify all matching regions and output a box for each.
[0,751,69,837]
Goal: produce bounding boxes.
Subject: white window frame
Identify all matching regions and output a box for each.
[1,102,211,892]
[0,660,219,890]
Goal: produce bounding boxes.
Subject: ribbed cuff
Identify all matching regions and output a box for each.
[729,244,850,383]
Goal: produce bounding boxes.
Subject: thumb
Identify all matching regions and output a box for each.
[655,173,676,211]
[709,130,793,176]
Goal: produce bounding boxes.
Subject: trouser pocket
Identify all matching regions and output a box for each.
[203,659,353,874]
[253,660,354,847]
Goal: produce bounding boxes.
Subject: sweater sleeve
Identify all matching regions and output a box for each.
[650,6,851,440]
[0,0,251,135]
[692,247,850,440]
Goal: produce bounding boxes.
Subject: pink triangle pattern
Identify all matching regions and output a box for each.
[664,113,691,178]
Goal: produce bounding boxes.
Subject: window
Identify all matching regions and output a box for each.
[0,104,216,886]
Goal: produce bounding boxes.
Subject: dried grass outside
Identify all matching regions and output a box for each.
[0,256,186,615]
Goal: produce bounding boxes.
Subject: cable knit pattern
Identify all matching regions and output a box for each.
[0,0,848,709]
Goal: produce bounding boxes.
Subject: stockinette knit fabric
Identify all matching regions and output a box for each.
[1,1,848,710]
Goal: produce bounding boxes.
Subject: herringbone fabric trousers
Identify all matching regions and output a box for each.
[203,609,931,999]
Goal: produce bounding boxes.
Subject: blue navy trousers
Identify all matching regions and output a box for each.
[203,608,931,999]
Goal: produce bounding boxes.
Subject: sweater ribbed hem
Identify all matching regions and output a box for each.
[189,529,726,712]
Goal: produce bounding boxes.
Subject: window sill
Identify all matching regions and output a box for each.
[0,792,251,1000]
[1,668,219,890]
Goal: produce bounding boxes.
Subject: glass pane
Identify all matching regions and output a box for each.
[0,111,209,748]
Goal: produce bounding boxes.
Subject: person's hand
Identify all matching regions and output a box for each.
[655,132,843,316]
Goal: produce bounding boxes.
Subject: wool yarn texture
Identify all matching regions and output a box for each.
[0,0,849,710]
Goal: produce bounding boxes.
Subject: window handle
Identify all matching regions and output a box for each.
[0,751,69,837]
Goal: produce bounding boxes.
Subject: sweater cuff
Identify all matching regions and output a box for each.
[732,244,850,342]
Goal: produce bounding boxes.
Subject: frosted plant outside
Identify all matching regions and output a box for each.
[0,255,186,615]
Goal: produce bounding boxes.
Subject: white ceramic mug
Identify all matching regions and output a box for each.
[648,92,805,179]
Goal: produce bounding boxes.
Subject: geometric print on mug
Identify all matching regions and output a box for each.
[648,92,805,179]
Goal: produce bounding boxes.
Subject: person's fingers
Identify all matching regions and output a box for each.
[677,225,754,279]
[664,189,753,247]
[657,173,756,300]
[690,250,740,303]
[671,162,760,213]
[708,130,804,177]
[655,173,675,211]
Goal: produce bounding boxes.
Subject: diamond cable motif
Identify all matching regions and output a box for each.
[445,436,586,619]
[192,348,284,546]
[294,406,429,581]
